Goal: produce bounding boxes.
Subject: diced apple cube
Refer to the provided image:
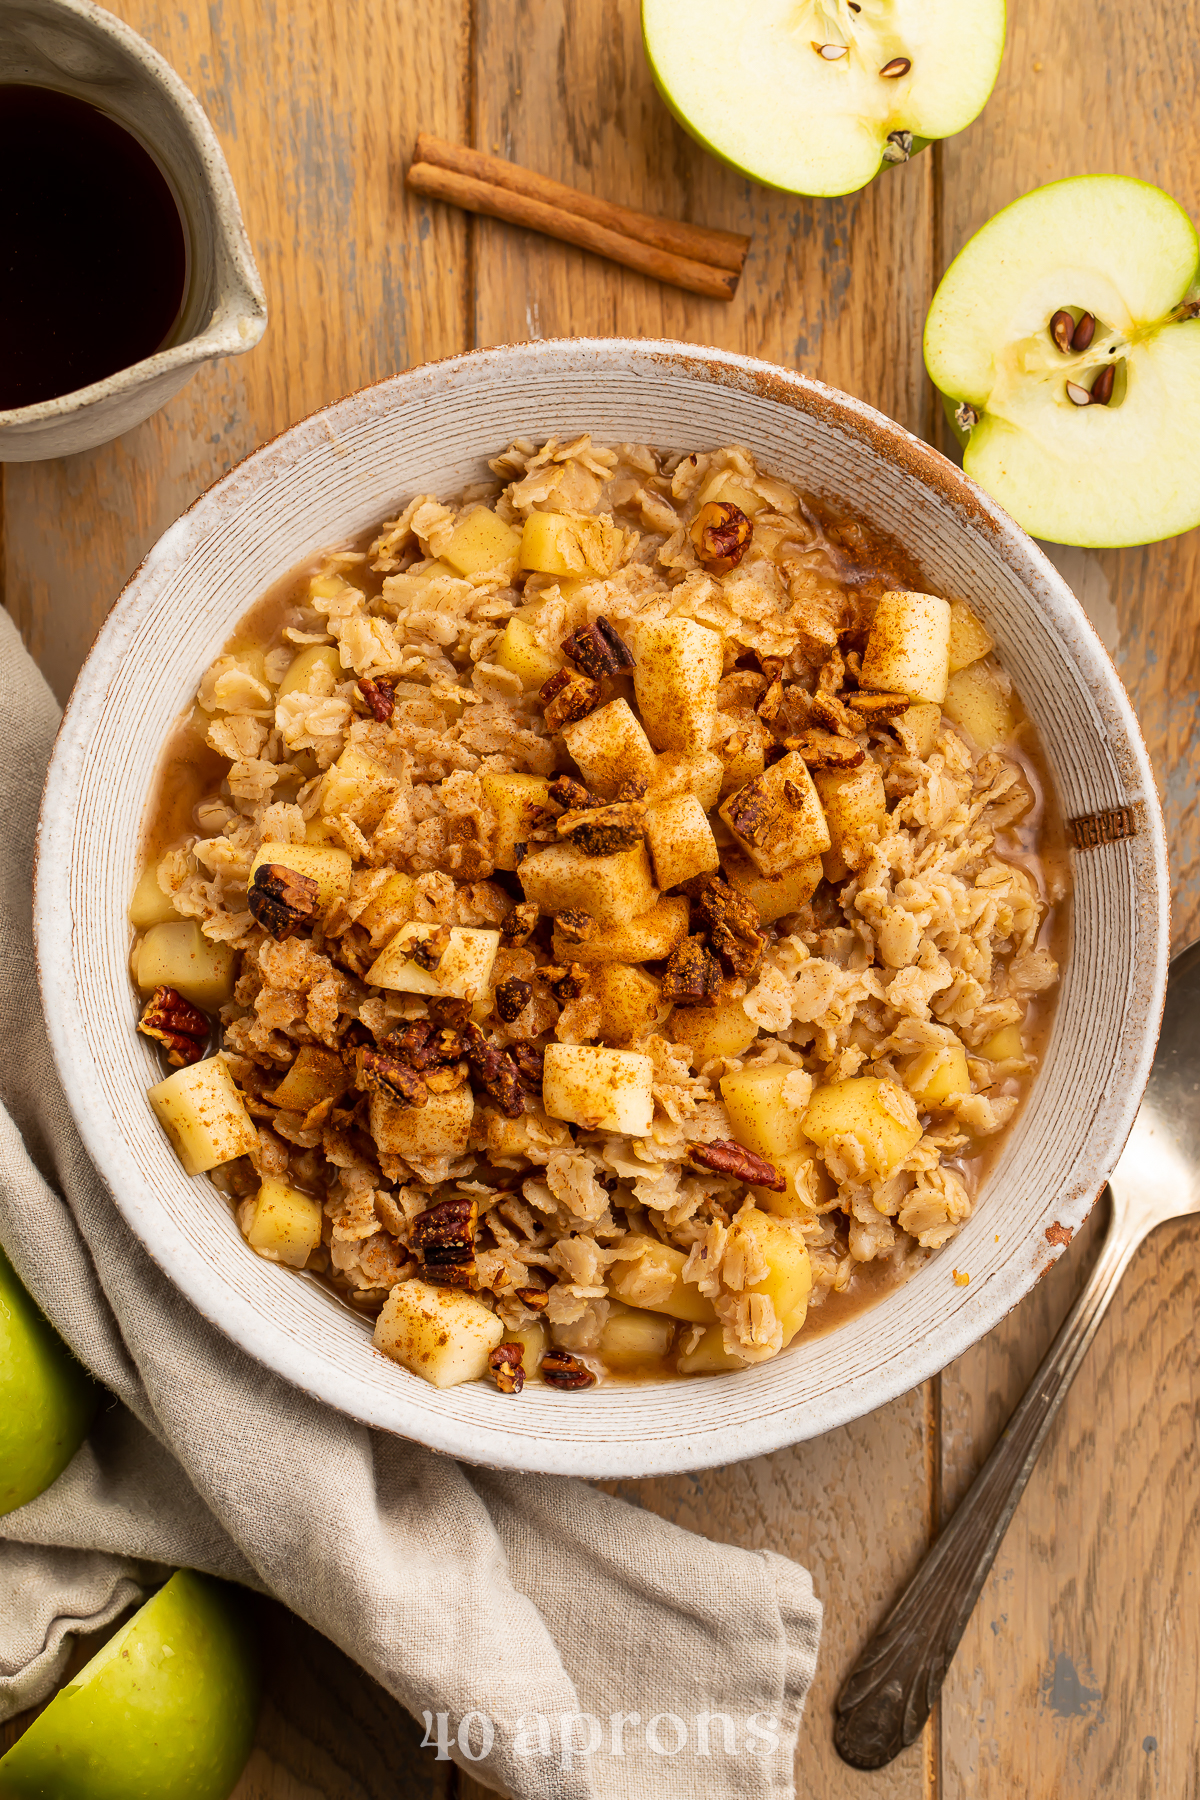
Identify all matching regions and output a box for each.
[648,750,724,811]
[589,963,665,1045]
[357,871,417,942]
[494,615,564,690]
[727,1208,812,1345]
[861,590,951,705]
[265,1046,352,1112]
[276,643,341,699]
[942,661,1017,751]
[608,1233,717,1323]
[148,1055,259,1176]
[248,842,353,911]
[599,1300,675,1370]
[670,998,759,1067]
[723,850,822,925]
[718,751,830,878]
[979,1026,1025,1064]
[753,1147,831,1221]
[135,921,235,1011]
[893,702,942,760]
[365,923,500,1002]
[518,510,623,577]
[369,1086,475,1160]
[633,617,724,754]
[947,601,995,673]
[128,863,180,930]
[480,771,554,871]
[556,896,689,966]
[801,1077,922,1180]
[542,1043,654,1135]
[675,1323,748,1374]
[442,507,523,576]
[519,840,654,928]
[244,1178,323,1267]
[560,699,658,798]
[901,1042,971,1108]
[812,762,888,874]
[644,795,720,892]
[320,745,398,830]
[720,1064,812,1164]
[712,707,773,796]
[374,1279,503,1388]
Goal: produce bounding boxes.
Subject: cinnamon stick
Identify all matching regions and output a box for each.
[414,133,750,274]
[406,139,749,303]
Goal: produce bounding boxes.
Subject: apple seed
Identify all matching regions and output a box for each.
[880,58,912,78]
[1090,363,1116,405]
[1071,312,1096,351]
[815,42,849,58]
[1050,310,1075,353]
[1066,381,1092,407]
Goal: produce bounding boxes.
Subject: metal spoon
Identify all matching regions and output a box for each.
[834,936,1197,1770]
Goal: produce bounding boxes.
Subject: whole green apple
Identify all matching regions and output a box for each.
[0,1570,260,1800]
[0,1243,97,1516]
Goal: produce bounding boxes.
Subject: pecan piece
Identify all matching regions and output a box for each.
[848,690,909,721]
[409,923,452,971]
[561,616,634,679]
[500,901,540,947]
[784,729,865,770]
[427,996,472,1030]
[515,1285,548,1311]
[463,1022,526,1119]
[509,1042,545,1092]
[358,675,395,722]
[692,876,765,979]
[494,975,533,1024]
[488,1342,525,1394]
[248,862,319,939]
[614,775,649,803]
[137,985,210,1067]
[756,676,785,722]
[553,909,594,944]
[722,776,773,847]
[687,1138,786,1191]
[537,963,589,1002]
[691,500,752,574]
[541,668,600,730]
[661,935,722,1008]
[556,799,646,856]
[356,1046,429,1108]
[541,1348,597,1390]
[411,1196,478,1288]
[809,689,859,738]
[548,775,593,811]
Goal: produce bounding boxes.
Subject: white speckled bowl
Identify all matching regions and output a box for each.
[34,339,1169,1476]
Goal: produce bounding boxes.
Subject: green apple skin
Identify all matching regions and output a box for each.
[0,1243,97,1517]
[0,1570,260,1800]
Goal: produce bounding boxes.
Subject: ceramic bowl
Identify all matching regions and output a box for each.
[35,339,1169,1477]
[0,0,265,462]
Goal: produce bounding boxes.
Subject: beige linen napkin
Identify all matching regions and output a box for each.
[0,606,822,1798]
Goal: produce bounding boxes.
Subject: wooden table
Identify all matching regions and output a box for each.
[4,2,1199,1794]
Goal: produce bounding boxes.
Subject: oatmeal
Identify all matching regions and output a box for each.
[132,435,1066,1392]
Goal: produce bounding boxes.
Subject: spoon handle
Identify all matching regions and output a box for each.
[834,1197,1142,1770]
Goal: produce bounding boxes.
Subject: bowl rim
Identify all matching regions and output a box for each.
[33,335,1171,1475]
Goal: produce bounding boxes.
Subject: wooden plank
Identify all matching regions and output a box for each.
[1,0,471,703]
[938,2,1200,1791]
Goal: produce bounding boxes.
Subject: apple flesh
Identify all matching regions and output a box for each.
[0,1569,260,1800]
[0,1243,97,1517]
[641,0,1004,198]
[925,175,1200,547]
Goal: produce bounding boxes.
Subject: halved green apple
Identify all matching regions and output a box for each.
[0,1570,260,1800]
[0,1243,97,1517]
[641,0,1005,198]
[925,175,1200,547]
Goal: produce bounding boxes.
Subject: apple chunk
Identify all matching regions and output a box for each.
[542,1043,654,1135]
[375,1280,503,1388]
[632,616,723,754]
[365,923,500,1002]
[925,174,1200,547]
[719,751,830,876]
[148,1056,259,1176]
[518,839,655,928]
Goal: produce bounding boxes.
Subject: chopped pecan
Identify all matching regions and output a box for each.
[500,901,540,947]
[809,689,859,737]
[463,1022,526,1119]
[692,876,765,978]
[848,690,909,721]
[494,975,533,1023]
[817,648,846,695]
[358,675,395,722]
[537,963,589,1002]
[137,986,210,1067]
[428,996,472,1031]
[661,935,722,1008]
[248,862,319,940]
[356,1046,428,1108]
[687,1138,786,1191]
[383,1018,467,1070]
[784,729,865,770]
[614,775,650,803]
[722,776,773,846]
[541,1348,597,1390]
[488,1342,525,1394]
[409,923,452,971]
[541,668,600,730]
[548,775,593,811]
[553,909,594,943]
[782,779,806,810]
[756,676,785,722]
[556,799,646,856]
[411,1196,478,1288]
[561,616,634,679]
[509,1042,545,1091]
[691,500,752,574]
[515,1285,549,1311]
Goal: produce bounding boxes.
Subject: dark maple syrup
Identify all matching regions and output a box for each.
[0,84,188,409]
